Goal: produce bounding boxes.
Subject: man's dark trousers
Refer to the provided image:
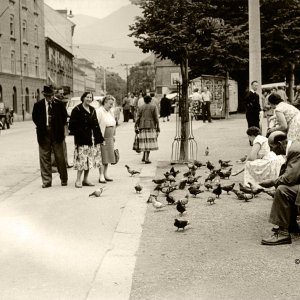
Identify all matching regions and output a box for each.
[202,102,211,122]
[39,128,67,185]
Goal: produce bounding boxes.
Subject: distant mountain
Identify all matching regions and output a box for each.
[72,4,148,79]
[73,4,142,49]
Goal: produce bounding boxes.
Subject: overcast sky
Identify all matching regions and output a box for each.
[44,0,131,19]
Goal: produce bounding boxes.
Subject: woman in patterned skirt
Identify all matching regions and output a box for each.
[68,92,104,188]
[96,95,117,183]
[135,95,160,164]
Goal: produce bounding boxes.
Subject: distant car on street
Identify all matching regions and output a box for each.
[66,95,121,125]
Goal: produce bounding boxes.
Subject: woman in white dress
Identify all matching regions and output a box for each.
[96,95,117,183]
[244,127,285,188]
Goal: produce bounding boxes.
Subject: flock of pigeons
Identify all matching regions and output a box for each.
[127,155,275,231]
[88,152,275,232]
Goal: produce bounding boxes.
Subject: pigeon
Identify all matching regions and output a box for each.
[212,184,222,198]
[187,163,197,170]
[236,155,247,163]
[219,160,233,168]
[206,161,215,171]
[89,188,104,197]
[178,179,188,190]
[239,183,252,194]
[188,187,204,197]
[240,192,254,202]
[205,171,217,182]
[151,197,165,209]
[180,194,189,206]
[194,160,205,168]
[166,175,176,182]
[166,193,176,205]
[205,146,209,156]
[232,189,246,200]
[218,168,232,179]
[147,194,157,203]
[125,165,140,176]
[134,184,143,193]
[190,182,201,190]
[221,183,235,194]
[207,196,216,205]
[161,186,177,194]
[152,178,166,184]
[248,182,265,197]
[204,182,213,191]
[176,201,186,215]
[169,167,180,177]
[174,219,190,231]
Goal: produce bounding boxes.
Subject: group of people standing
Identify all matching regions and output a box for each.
[122,91,171,123]
[32,85,117,189]
[189,86,212,122]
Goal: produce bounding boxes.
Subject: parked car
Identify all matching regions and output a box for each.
[0,103,8,129]
[66,95,121,125]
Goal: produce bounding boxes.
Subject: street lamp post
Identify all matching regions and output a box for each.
[248,0,262,102]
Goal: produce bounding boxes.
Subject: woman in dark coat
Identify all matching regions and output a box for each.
[69,92,104,188]
[135,95,160,163]
[160,94,171,121]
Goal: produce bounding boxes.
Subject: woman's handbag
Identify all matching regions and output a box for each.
[133,134,141,153]
[111,149,120,165]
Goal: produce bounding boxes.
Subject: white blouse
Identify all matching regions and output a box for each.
[96,106,116,135]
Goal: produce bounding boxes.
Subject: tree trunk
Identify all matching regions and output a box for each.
[179,55,190,162]
[288,62,295,103]
[225,71,230,119]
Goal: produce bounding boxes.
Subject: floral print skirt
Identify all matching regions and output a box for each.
[73,144,102,171]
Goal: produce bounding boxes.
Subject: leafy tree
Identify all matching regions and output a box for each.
[129,0,224,161]
[128,61,155,94]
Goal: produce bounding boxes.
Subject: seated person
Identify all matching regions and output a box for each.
[260,131,300,246]
[243,126,285,188]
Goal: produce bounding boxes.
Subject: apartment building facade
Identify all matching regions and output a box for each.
[0,0,46,120]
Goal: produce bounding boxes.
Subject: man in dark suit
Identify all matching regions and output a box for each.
[244,80,261,128]
[259,131,300,245]
[32,85,68,188]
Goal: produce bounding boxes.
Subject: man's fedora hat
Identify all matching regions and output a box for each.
[42,85,54,96]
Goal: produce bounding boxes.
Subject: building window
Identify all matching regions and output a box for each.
[24,54,28,76]
[13,86,17,113]
[35,57,39,77]
[22,20,28,41]
[34,25,38,44]
[11,51,16,73]
[25,87,29,113]
[10,15,15,37]
[0,85,2,102]
[33,0,38,13]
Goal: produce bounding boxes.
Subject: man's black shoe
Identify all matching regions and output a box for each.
[42,183,52,188]
[261,232,292,246]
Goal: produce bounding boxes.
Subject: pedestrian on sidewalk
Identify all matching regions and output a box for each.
[201,86,212,123]
[96,95,117,183]
[260,131,300,245]
[122,93,131,122]
[135,95,160,163]
[32,85,68,188]
[160,94,171,122]
[244,80,261,129]
[68,92,104,188]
